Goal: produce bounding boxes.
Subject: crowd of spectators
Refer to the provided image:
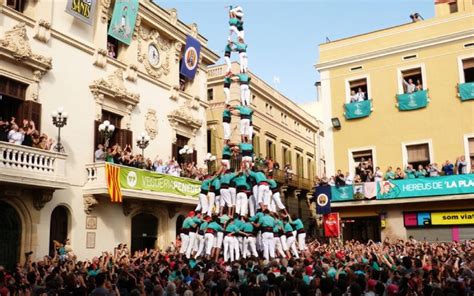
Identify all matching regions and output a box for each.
[0,117,54,151]
[1,238,472,296]
[317,156,471,187]
[94,144,207,181]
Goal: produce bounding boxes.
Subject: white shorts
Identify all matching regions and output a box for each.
[240,118,250,136]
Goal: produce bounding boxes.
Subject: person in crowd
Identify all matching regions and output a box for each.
[404,164,416,179]
[8,123,24,145]
[21,120,36,147]
[356,87,366,101]
[353,174,362,184]
[456,156,468,174]
[0,117,10,141]
[428,162,440,177]
[344,172,353,185]
[415,79,423,91]
[384,166,395,180]
[350,90,358,103]
[415,164,427,178]
[395,167,405,179]
[335,170,346,186]
[442,160,455,175]
[374,166,383,182]
[95,144,105,161]
[402,78,416,94]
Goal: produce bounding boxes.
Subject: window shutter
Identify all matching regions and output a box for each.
[119,129,133,150]
[19,101,42,132]
[469,138,474,156]
[407,144,429,162]
[272,143,276,160]
[193,150,197,164]
[210,129,216,156]
[172,143,178,161]
[463,58,474,69]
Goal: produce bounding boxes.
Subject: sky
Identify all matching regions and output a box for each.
[154,0,434,104]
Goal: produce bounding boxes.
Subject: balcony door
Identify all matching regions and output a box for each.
[131,213,158,253]
[49,206,69,257]
[172,134,196,165]
[0,201,21,270]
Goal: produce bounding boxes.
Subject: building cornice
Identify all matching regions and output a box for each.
[316,29,474,71]
[331,194,474,208]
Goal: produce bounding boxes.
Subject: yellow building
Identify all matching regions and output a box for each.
[315,0,474,241]
[207,63,321,228]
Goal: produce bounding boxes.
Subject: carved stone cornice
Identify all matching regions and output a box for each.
[33,189,54,210]
[93,48,108,68]
[0,23,52,79]
[167,100,203,132]
[83,195,99,214]
[89,69,140,107]
[137,27,171,79]
[122,199,169,217]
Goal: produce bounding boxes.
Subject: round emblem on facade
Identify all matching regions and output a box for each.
[317,193,329,207]
[184,46,198,70]
[126,171,137,187]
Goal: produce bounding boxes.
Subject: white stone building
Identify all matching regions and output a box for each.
[0,0,218,268]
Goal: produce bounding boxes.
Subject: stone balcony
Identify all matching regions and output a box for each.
[83,162,199,214]
[0,142,67,189]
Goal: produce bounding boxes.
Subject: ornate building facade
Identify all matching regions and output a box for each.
[0,0,218,268]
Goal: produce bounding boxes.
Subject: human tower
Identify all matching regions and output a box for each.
[178,6,306,263]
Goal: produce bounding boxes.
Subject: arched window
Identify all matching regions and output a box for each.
[49,206,70,257]
[0,201,22,270]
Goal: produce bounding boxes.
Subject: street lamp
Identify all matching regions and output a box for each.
[179,145,194,164]
[98,120,115,150]
[136,132,150,157]
[51,107,68,152]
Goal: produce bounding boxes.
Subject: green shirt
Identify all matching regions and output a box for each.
[211,178,221,191]
[233,41,247,52]
[207,221,223,232]
[225,223,239,233]
[249,171,267,184]
[384,171,395,180]
[220,171,236,185]
[233,218,244,230]
[260,215,276,228]
[182,217,196,229]
[224,44,232,53]
[199,222,208,231]
[231,174,250,189]
[236,73,250,83]
[268,179,278,190]
[291,219,304,231]
[405,169,416,179]
[222,145,232,158]
[235,105,253,117]
[220,214,231,224]
[416,169,427,178]
[242,222,254,233]
[250,212,263,223]
[201,179,211,191]
[229,17,239,26]
[239,143,253,153]
[223,109,231,119]
[224,77,232,84]
[283,222,294,233]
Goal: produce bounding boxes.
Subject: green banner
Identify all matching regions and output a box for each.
[397,90,428,111]
[459,82,474,101]
[332,175,474,202]
[344,100,372,119]
[119,166,201,198]
[107,0,139,45]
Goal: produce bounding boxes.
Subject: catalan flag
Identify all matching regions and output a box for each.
[106,163,122,203]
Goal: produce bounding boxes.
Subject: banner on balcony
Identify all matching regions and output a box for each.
[119,166,201,198]
[180,35,201,80]
[65,0,97,25]
[397,90,428,111]
[323,213,340,237]
[378,174,474,199]
[344,100,372,119]
[331,185,354,202]
[314,186,331,215]
[107,0,139,45]
[106,164,123,203]
[459,82,474,101]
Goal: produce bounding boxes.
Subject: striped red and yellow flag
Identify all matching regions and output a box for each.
[105,163,122,203]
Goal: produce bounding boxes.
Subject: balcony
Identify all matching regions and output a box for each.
[344,99,373,120]
[83,163,200,206]
[0,142,67,189]
[396,90,429,111]
[329,174,474,207]
[273,169,313,191]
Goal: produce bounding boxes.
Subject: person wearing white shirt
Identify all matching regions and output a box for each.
[350,90,358,103]
[8,124,24,145]
[403,78,416,94]
[374,167,383,182]
[356,88,366,101]
[345,172,353,185]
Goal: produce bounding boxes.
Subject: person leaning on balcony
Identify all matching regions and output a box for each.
[428,163,440,177]
[95,144,105,161]
[384,166,395,180]
[374,167,383,182]
[405,164,416,179]
[442,160,454,176]
[395,167,405,179]
[21,119,36,147]
[415,79,423,92]
[0,118,10,142]
[356,87,366,101]
[415,165,427,178]
[402,78,416,94]
[345,172,353,185]
[335,170,346,186]
[8,123,24,145]
[350,90,358,103]
[456,156,468,175]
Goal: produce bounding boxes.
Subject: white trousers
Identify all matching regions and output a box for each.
[240,84,250,106]
[240,118,250,135]
[229,25,239,41]
[286,235,300,258]
[214,232,224,249]
[179,233,189,254]
[298,232,306,252]
[248,124,253,140]
[235,192,248,216]
[258,184,270,206]
[194,234,205,257]
[185,232,196,258]
[243,236,258,258]
[229,187,236,206]
[248,193,257,217]
[220,188,232,208]
[223,122,231,140]
[204,233,215,256]
[207,192,215,216]
[224,87,231,105]
[275,236,286,258]
[223,236,238,262]
[222,159,230,169]
[239,52,248,73]
[272,192,286,210]
[224,56,232,73]
[196,193,209,214]
[262,232,275,260]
